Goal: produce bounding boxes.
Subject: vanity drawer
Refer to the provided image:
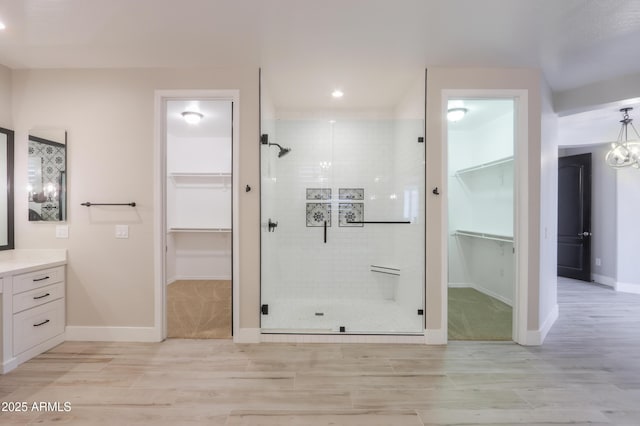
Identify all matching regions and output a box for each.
[13,266,64,294]
[13,299,65,356]
[13,282,65,314]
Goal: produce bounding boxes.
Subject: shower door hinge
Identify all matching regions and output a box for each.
[339,326,346,333]
[417,309,424,315]
[417,137,424,143]
[261,304,269,315]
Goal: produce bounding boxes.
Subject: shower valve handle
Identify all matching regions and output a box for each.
[268,219,278,232]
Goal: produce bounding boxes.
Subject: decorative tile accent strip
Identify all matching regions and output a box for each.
[306,203,331,227]
[306,188,332,200]
[339,202,364,227]
[339,188,364,200]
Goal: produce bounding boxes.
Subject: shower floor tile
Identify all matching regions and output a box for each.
[260,298,422,334]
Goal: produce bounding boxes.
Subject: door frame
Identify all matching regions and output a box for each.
[153,89,240,341]
[440,89,529,345]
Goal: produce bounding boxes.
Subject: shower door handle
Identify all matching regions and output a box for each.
[324,221,327,243]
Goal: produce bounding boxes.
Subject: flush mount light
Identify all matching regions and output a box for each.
[447,107,468,122]
[181,111,204,124]
[331,89,344,98]
[0,22,6,30]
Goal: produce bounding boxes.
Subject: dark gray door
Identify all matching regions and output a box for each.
[557,153,592,281]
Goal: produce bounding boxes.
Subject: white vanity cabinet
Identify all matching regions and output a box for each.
[0,250,67,373]
[12,266,65,356]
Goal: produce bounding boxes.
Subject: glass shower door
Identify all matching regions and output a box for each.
[260,114,425,335]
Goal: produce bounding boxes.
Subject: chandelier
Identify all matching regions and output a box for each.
[605,107,640,169]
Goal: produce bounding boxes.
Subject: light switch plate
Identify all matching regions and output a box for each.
[55,225,69,239]
[115,225,129,239]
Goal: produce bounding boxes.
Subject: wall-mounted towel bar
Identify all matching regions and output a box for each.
[81,202,137,207]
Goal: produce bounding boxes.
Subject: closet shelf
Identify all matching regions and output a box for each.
[168,227,231,233]
[168,172,231,179]
[454,229,513,243]
[455,156,513,176]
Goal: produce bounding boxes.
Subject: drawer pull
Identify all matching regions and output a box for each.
[33,276,51,282]
[33,319,50,327]
[33,293,51,300]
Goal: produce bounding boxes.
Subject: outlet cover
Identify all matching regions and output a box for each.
[595,258,602,266]
[115,225,129,239]
[55,225,69,239]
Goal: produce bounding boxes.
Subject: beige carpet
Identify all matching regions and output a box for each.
[448,287,512,341]
[167,280,232,339]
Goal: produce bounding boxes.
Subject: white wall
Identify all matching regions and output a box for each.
[11,67,260,330]
[559,144,617,284]
[0,65,11,128]
[539,78,559,337]
[426,68,543,343]
[616,167,640,293]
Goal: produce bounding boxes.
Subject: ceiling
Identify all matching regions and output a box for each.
[1,0,640,130]
[0,0,639,91]
[166,100,232,138]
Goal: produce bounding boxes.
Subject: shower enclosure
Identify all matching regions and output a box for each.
[260,71,425,334]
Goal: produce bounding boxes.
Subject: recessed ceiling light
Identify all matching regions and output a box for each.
[181,111,204,124]
[447,107,468,122]
[331,90,344,98]
[329,120,336,124]
[0,22,6,31]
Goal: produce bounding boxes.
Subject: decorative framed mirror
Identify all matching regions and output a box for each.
[0,127,14,250]
[28,128,67,222]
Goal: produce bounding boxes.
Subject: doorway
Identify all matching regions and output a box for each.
[557,153,592,281]
[445,98,516,341]
[155,91,240,341]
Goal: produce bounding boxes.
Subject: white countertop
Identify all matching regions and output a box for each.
[0,249,67,277]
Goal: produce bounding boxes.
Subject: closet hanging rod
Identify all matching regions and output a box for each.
[81,202,137,207]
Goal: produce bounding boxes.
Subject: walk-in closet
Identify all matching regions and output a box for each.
[447,99,515,340]
[165,99,232,338]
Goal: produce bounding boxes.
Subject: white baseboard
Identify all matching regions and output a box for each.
[425,328,447,345]
[615,281,640,295]
[65,326,160,342]
[447,282,473,288]
[233,328,260,343]
[2,333,65,374]
[1,357,18,374]
[473,283,513,307]
[592,273,616,288]
[524,304,559,346]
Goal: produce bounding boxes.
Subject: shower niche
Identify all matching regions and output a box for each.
[259,70,426,335]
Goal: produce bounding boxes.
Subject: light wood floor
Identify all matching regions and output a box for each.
[1,277,639,425]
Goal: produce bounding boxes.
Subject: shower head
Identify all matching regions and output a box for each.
[278,147,291,158]
[268,143,291,158]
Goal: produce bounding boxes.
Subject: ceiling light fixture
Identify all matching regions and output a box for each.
[447,107,468,122]
[605,107,640,169]
[331,89,344,98]
[181,111,203,125]
[0,22,6,30]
